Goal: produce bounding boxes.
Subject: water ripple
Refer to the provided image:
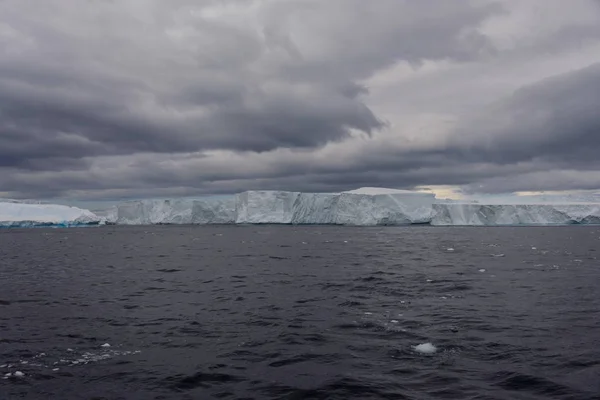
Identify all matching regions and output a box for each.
[1,225,599,399]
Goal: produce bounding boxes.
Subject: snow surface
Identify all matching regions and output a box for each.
[343,187,430,195]
[0,202,101,227]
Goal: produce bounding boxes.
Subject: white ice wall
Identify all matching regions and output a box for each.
[0,202,101,227]
[235,191,300,224]
[431,203,600,225]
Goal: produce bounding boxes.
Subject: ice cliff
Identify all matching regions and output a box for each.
[0,201,101,227]
[7,188,600,228]
[431,203,600,226]
[113,198,235,225]
[108,189,600,226]
[109,188,437,226]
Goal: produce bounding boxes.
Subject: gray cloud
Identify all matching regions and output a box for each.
[0,0,599,200]
[451,62,600,165]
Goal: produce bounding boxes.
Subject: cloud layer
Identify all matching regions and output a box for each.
[1,0,600,200]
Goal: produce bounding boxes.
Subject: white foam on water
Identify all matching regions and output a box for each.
[414,343,437,354]
[1,347,141,377]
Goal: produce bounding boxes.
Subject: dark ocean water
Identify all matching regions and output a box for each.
[1,226,599,400]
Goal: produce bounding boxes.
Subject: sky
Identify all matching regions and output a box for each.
[1,0,600,205]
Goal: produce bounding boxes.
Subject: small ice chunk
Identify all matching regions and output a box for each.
[364,312,372,315]
[390,320,399,324]
[14,371,25,378]
[446,248,454,252]
[478,269,486,272]
[101,343,111,348]
[491,254,505,257]
[413,343,437,354]
[531,247,537,250]
[67,348,74,352]
[0,364,6,368]
[426,279,432,282]
[52,368,60,372]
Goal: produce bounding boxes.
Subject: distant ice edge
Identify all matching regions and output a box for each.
[0,202,102,228]
[4,188,600,228]
[108,188,600,226]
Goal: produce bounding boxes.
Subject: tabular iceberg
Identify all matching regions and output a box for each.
[235,191,300,224]
[192,198,236,224]
[431,203,600,225]
[114,199,195,225]
[113,198,236,225]
[98,187,600,226]
[0,201,101,228]
[332,189,435,225]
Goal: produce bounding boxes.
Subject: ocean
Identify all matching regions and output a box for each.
[1,225,599,399]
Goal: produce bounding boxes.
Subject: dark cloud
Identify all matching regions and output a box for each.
[0,0,599,200]
[451,62,600,165]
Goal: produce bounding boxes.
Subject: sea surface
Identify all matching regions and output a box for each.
[1,226,599,400]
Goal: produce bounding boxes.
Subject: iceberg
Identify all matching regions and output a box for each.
[431,203,600,226]
[95,187,600,226]
[114,199,195,225]
[235,191,300,224]
[192,198,236,224]
[0,201,101,228]
[290,193,339,224]
[332,188,435,225]
[233,187,435,225]
[113,198,236,225]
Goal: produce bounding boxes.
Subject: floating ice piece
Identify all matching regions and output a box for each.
[491,254,505,257]
[479,269,486,272]
[446,248,455,252]
[413,343,437,354]
[390,320,399,324]
[14,371,24,378]
[101,343,111,348]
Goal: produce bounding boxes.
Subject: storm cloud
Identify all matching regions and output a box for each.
[1,0,600,200]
